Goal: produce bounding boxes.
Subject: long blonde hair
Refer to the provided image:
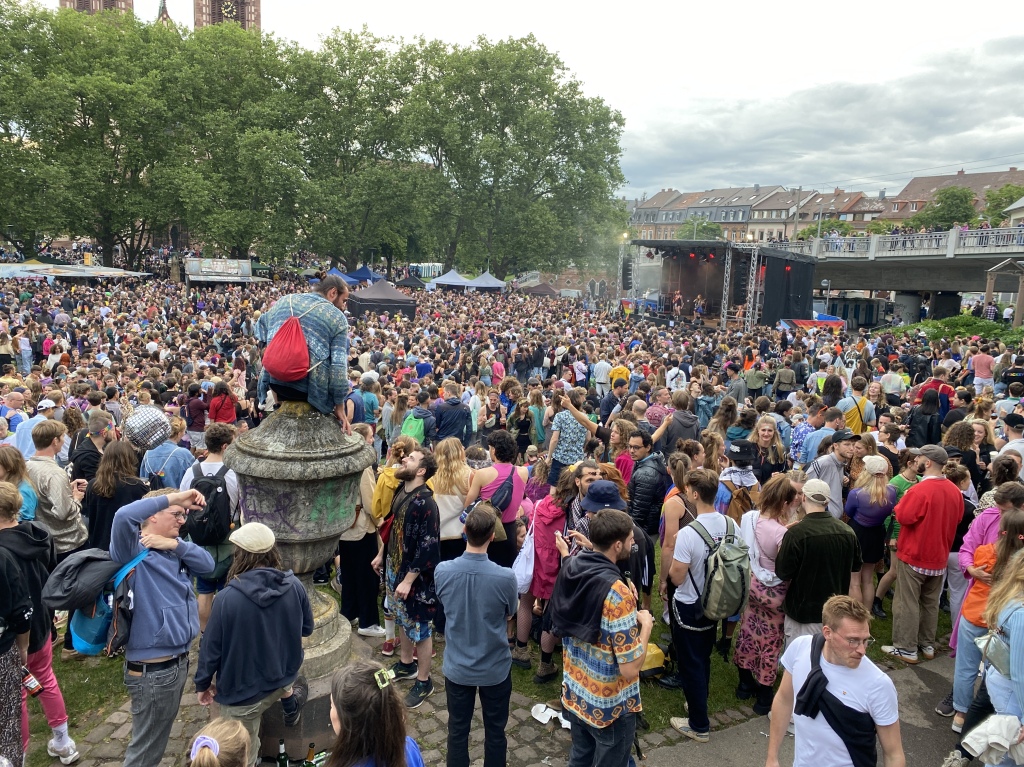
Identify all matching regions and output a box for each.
[985,548,1024,629]
[754,415,787,464]
[853,464,891,507]
[432,437,471,497]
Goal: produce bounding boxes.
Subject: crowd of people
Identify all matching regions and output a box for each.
[5,266,1024,767]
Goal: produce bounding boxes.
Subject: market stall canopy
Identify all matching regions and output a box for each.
[395,275,427,289]
[348,265,385,283]
[466,271,506,291]
[184,258,267,283]
[326,268,359,286]
[0,262,151,279]
[428,269,470,288]
[521,282,559,297]
[348,279,417,318]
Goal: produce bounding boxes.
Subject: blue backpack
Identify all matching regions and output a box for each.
[70,549,148,656]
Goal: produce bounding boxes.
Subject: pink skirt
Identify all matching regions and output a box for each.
[733,576,789,686]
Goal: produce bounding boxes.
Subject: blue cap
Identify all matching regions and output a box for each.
[581,480,627,512]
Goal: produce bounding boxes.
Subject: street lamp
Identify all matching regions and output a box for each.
[821,278,832,312]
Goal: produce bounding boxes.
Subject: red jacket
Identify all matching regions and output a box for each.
[895,476,965,571]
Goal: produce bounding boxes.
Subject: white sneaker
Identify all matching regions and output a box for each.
[881,645,919,664]
[920,645,936,660]
[357,624,387,638]
[48,737,80,765]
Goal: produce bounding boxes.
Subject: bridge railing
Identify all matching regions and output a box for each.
[772,225,1024,260]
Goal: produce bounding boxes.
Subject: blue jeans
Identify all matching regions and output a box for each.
[445,672,512,767]
[953,620,986,712]
[564,709,635,767]
[122,655,189,767]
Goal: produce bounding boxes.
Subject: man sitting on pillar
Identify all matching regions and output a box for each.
[256,275,352,430]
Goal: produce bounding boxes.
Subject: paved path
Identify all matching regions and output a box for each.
[41,639,961,767]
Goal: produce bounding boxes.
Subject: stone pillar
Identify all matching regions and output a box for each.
[986,271,997,308]
[223,401,376,758]
[1016,275,1024,329]
[930,292,962,320]
[893,292,922,325]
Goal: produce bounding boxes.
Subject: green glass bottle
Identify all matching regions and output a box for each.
[276,738,289,767]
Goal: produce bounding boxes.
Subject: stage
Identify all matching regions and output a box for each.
[630,239,816,330]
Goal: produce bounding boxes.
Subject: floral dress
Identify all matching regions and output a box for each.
[385,485,441,641]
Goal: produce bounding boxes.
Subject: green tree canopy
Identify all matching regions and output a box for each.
[682,215,722,240]
[796,219,854,240]
[909,186,978,231]
[983,183,1024,227]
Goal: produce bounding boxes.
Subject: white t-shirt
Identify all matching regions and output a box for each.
[673,512,729,605]
[781,635,899,767]
[179,459,239,515]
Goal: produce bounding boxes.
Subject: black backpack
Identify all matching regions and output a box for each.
[184,464,233,546]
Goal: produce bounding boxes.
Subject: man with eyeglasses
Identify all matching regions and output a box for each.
[766,595,904,767]
[110,487,213,767]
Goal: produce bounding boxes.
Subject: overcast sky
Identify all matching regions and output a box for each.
[37,0,1024,199]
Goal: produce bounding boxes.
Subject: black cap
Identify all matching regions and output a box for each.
[831,428,857,443]
[1005,414,1024,430]
[728,439,757,463]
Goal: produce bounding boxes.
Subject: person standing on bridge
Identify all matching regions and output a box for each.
[255,275,352,431]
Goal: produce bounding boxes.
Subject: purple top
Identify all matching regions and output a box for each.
[844,484,897,527]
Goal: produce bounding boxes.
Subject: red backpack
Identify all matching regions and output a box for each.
[262,297,325,382]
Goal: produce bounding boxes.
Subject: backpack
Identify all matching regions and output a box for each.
[400,412,426,443]
[721,480,760,524]
[183,464,234,546]
[685,517,750,621]
[180,398,195,429]
[795,360,810,386]
[844,396,868,434]
[146,451,175,491]
[69,549,148,656]
[262,296,325,383]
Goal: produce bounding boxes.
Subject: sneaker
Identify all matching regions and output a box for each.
[941,750,970,767]
[952,714,965,734]
[357,624,387,638]
[47,737,80,765]
[405,678,434,709]
[657,674,684,690]
[871,597,887,620]
[329,573,342,596]
[283,676,308,727]
[920,645,936,661]
[881,645,919,664]
[511,645,532,670]
[390,660,418,681]
[313,575,330,585]
[534,661,558,684]
[380,639,396,657]
[60,647,82,662]
[670,717,709,743]
[935,689,955,717]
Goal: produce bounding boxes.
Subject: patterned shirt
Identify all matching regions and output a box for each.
[789,421,815,464]
[561,580,644,728]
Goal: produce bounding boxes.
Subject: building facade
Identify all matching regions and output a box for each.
[59,0,133,12]
[881,167,1024,224]
[194,0,261,30]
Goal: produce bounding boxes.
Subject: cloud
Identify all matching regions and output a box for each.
[622,36,1024,197]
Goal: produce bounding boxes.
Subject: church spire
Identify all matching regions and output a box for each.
[157,0,172,23]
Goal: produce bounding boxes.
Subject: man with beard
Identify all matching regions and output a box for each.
[550,505,653,767]
[372,449,441,709]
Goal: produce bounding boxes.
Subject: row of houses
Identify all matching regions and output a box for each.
[629,167,1024,242]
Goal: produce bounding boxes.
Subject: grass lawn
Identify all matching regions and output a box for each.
[26,650,126,767]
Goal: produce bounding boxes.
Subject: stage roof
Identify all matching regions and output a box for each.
[630,239,816,264]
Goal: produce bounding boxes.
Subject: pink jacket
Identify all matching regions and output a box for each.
[959,506,1000,577]
[528,496,567,600]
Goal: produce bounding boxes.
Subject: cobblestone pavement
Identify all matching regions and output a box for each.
[39,631,766,767]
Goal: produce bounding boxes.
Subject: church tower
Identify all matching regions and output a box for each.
[156,0,172,23]
[193,0,260,30]
[59,0,134,13]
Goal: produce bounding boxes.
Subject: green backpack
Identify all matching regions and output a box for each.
[400,412,425,443]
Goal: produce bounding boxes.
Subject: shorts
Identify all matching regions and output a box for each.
[186,430,206,450]
[386,586,432,643]
[196,572,227,594]
[849,519,886,564]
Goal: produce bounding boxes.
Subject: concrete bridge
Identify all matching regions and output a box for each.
[775,226,1024,292]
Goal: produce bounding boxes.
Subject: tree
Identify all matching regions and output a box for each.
[908,186,978,231]
[983,184,1024,227]
[683,215,722,240]
[411,35,626,279]
[865,219,892,235]
[796,219,853,240]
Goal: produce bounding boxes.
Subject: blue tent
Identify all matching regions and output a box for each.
[348,265,385,283]
[327,267,358,285]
